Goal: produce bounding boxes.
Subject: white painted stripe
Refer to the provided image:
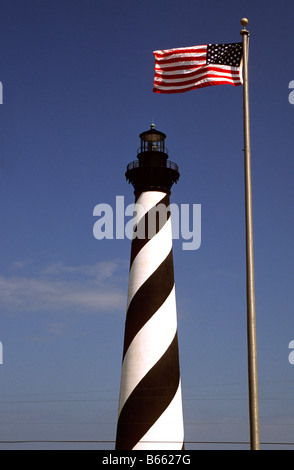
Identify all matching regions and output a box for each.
[118,287,177,416]
[127,216,172,310]
[134,191,166,225]
[133,383,184,450]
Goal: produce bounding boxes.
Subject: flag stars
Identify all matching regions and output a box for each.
[207,43,242,67]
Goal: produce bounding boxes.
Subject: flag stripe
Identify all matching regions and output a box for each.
[154,73,241,85]
[153,45,207,58]
[155,55,206,66]
[155,67,241,85]
[154,77,240,90]
[154,80,241,94]
[154,64,241,78]
[154,76,241,88]
[155,64,205,73]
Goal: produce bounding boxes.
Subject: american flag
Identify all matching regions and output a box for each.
[153,43,243,94]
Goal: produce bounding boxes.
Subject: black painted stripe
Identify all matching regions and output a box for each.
[115,333,181,450]
[123,249,174,359]
[130,193,171,268]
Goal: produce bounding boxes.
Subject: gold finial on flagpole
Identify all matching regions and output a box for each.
[241,17,248,28]
[240,18,249,35]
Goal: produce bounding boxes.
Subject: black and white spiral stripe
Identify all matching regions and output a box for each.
[115,191,184,450]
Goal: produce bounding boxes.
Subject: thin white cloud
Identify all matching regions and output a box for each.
[42,260,121,280]
[46,322,68,336]
[0,260,128,315]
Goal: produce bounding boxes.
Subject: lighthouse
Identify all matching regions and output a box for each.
[115,125,184,450]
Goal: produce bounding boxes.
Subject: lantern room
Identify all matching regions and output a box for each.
[125,124,179,194]
[138,123,167,154]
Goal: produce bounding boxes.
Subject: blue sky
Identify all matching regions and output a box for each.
[0,0,294,450]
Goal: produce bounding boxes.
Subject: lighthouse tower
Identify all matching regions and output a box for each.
[115,125,184,450]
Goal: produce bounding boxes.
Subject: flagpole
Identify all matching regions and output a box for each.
[240,18,260,450]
